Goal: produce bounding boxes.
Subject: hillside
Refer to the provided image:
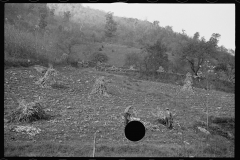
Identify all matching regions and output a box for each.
[4,66,234,157]
[5,4,234,77]
[72,42,144,67]
[4,4,235,157]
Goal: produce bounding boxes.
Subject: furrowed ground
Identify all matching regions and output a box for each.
[4,66,234,157]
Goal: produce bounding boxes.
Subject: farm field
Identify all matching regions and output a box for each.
[4,66,234,157]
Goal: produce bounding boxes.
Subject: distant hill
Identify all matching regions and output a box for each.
[5,3,234,77]
[47,4,186,68]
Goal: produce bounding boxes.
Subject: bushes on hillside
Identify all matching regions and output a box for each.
[7,99,49,123]
[4,23,63,67]
[5,24,36,59]
[128,70,234,93]
[124,52,142,69]
[89,52,109,64]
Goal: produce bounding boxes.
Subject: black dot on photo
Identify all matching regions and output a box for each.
[124,121,145,142]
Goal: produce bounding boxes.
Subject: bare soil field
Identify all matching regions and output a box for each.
[4,66,234,157]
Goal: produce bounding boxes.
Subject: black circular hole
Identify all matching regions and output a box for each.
[124,120,145,142]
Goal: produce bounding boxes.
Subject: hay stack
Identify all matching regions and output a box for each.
[35,64,57,88]
[89,76,110,97]
[181,72,194,93]
[7,99,48,123]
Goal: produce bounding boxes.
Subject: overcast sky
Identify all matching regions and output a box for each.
[82,3,235,50]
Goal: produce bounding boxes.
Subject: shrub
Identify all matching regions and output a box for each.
[126,70,234,93]
[193,77,234,93]
[5,57,32,68]
[67,58,79,68]
[88,60,98,68]
[4,23,62,66]
[124,53,141,69]
[7,99,49,123]
[5,24,36,59]
[89,52,109,64]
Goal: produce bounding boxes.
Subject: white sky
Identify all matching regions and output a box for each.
[82,3,235,50]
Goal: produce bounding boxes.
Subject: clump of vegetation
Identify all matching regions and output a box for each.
[89,76,110,98]
[210,116,234,124]
[89,52,109,64]
[68,60,79,68]
[104,12,117,38]
[7,99,49,123]
[124,52,142,69]
[181,72,194,94]
[35,64,58,88]
[4,56,33,69]
[192,116,234,140]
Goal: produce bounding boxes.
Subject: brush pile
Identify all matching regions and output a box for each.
[7,98,49,123]
[89,76,110,98]
[181,72,194,93]
[35,64,58,88]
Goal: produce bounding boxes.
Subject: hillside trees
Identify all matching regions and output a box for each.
[38,6,49,31]
[5,3,48,30]
[180,32,219,76]
[56,27,84,63]
[153,20,159,26]
[5,3,30,23]
[104,12,117,39]
[141,39,169,73]
[124,53,142,69]
[54,11,86,64]
[214,49,235,83]
[89,52,109,64]
[167,41,188,74]
[4,3,58,63]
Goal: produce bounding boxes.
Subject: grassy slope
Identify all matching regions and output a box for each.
[4,66,234,157]
[72,42,143,67]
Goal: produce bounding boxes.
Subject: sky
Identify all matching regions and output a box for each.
[82,3,235,50]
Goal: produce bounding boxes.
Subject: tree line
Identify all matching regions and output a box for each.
[4,3,234,83]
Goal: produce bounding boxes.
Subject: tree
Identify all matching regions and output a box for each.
[153,20,159,27]
[124,53,142,69]
[37,4,49,31]
[228,49,235,56]
[38,12,48,30]
[104,12,117,38]
[180,32,219,76]
[55,23,85,64]
[209,33,221,48]
[142,39,169,72]
[214,52,235,83]
[193,32,200,40]
[49,8,55,17]
[27,4,35,14]
[57,31,82,56]
[63,11,71,22]
[89,52,109,64]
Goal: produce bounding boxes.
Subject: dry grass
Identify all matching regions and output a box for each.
[6,99,49,123]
